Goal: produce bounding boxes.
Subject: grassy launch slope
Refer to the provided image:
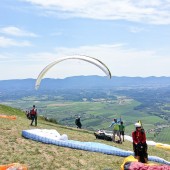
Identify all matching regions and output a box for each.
[0,104,169,170]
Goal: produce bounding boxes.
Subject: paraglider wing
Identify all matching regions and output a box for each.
[35,55,111,90]
[85,55,112,79]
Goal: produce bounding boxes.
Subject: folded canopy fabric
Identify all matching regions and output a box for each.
[22,129,170,165]
[0,163,27,170]
[0,115,16,120]
[121,156,170,170]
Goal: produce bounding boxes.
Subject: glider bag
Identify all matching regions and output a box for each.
[0,163,27,170]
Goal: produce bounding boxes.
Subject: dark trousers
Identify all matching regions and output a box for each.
[31,115,37,126]
[133,142,148,163]
[76,123,82,129]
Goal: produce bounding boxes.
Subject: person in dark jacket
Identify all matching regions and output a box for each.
[30,105,37,126]
[75,116,82,129]
[132,122,148,163]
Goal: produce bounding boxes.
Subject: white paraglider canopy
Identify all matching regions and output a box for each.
[35,55,112,90]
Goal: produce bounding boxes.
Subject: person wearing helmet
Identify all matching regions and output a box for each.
[132,122,148,163]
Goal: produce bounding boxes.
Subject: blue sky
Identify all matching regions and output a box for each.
[1,0,170,80]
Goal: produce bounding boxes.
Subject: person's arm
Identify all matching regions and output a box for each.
[109,122,115,127]
[141,132,146,143]
[116,118,121,123]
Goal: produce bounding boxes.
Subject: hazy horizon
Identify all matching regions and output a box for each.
[1,75,170,81]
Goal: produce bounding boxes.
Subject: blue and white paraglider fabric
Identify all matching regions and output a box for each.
[22,129,170,165]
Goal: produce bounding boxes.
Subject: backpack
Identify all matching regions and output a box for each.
[30,109,37,115]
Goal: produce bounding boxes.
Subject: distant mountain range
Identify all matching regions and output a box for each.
[0,76,170,91]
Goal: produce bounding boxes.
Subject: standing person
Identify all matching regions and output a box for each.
[109,118,122,143]
[30,105,37,126]
[119,121,125,142]
[75,116,82,129]
[132,122,148,163]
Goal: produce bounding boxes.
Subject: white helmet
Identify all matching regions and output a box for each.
[135,122,141,128]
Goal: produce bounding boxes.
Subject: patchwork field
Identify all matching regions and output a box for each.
[2,96,169,144]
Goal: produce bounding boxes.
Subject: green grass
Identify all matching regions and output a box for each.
[0,104,170,170]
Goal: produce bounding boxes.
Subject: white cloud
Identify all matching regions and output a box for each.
[23,0,170,24]
[0,26,38,37]
[11,44,170,77]
[0,52,59,63]
[0,54,9,60]
[26,52,58,62]
[0,36,32,47]
[1,43,170,79]
[50,44,170,77]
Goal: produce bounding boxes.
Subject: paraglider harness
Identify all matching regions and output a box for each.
[94,130,121,143]
[94,130,112,141]
[133,129,148,163]
[26,111,32,120]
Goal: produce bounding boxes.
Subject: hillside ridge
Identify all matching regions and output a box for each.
[1,76,170,90]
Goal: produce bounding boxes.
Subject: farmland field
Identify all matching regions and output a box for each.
[2,94,169,144]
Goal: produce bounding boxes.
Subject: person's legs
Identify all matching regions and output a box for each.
[135,156,140,162]
[77,123,81,128]
[30,115,34,125]
[143,143,148,163]
[136,143,148,163]
[35,116,37,126]
[122,131,125,142]
[117,131,122,142]
[120,131,122,140]
[144,157,148,163]
[133,143,140,161]
[112,130,116,142]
